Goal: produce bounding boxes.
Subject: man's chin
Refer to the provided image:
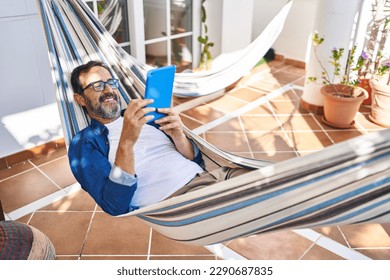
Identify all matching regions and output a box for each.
[100,105,121,119]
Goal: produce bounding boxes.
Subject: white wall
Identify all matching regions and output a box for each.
[0,0,61,158]
[221,0,253,53]
[207,0,318,63]
[252,0,318,62]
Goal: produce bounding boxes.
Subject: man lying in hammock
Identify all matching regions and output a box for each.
[68,61,249,216]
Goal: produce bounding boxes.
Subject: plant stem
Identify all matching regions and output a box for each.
[312,44,340,95]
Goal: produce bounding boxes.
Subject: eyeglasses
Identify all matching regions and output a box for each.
[82,78,119,92]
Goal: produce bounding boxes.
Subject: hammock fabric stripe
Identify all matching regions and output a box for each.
[37,0,390,246]
[134,143,390,244]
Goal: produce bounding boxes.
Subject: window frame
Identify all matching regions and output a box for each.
[84,0,200,68]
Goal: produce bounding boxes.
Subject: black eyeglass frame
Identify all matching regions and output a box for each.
[81,78,119,93]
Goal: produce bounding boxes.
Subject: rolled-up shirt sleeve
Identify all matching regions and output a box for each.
[189,139,204,169]
[109,164,138,186]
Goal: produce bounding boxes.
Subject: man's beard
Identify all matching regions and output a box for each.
[85,93,121,119]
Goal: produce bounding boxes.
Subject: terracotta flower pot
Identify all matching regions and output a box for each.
[321,84,368,128]
[369,80,390,128]
[357,78,372,105]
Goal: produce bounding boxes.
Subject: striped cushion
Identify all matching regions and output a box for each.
[0,221,55,260]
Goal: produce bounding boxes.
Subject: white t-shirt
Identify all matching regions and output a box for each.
[105,117,204,207]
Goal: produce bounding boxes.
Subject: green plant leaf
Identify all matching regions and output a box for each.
[201,6,206,22]
[198,35,207,44]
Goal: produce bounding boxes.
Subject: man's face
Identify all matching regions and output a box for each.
[76,66,121,123]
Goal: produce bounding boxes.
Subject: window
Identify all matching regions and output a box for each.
[84,0,200,72]
[143,0,194,71]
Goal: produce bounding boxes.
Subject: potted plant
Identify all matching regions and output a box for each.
[369,64,390,127]
[308,32,368,128]
[358,0,390,127]
[356,0,390,105]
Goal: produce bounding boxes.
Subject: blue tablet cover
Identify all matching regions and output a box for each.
[145,65,176,122]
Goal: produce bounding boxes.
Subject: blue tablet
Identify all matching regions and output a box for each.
[145,65,176,122]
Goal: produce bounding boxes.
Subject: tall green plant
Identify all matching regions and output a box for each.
[198,0,214,70]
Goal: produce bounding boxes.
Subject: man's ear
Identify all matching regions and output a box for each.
[74,93,86,106]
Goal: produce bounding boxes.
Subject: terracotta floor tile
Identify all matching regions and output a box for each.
[150,230,212,256]
[227,87,267,102]
[313,114,367,131]
[267,59,286,70]
[173,95,197,106]
[206,95,248,113]
[270,100,307,115]
[243,103,273,115]
[271,69,304,85]
[293,86,304,95]
[16,213,33,224]
[339,224,390,248]
[0,161,34,181]
[301,244,345,260]
[205,132,251,153]
[56,256,80,260]
[294,76,306,87]
[234,152,254,159]
[28,211,93,255]
[269,89,300,102]
[247,77,283,92]
[283,65,306,76]
[247,61,272,74]
[354,248,390,260]
[246,131,295,152]
[312,226,349,247]
[226,230,314,260]
[180,113,204,130]
[209,117,243,132]
[241,115,282,131]
[37,156,77,188]
[380,223,390,235]
[286,131,333,151]
[239,71,274,88]
[182,104,225,123]
[40,189,96,211]
[277,114,322,131]
[252,151,297,162]
[0,169,61,213]
[326,130,366,144]
[82,213,150,255]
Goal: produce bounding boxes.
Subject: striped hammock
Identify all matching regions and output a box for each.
[37,0,390,246]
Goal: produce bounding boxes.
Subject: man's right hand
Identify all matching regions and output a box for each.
[114,99,155,176]
[121,99,155,144]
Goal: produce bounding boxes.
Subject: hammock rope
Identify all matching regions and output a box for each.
[37,0,390,246]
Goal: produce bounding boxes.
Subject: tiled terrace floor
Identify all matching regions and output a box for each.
[1,60,389,260]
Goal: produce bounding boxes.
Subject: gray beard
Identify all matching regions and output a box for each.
[86,97,121,119]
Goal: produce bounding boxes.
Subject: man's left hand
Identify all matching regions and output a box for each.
[154,108,185,140]
[154,108,195,160]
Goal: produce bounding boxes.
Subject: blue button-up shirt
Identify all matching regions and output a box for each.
[68,118,204,216]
